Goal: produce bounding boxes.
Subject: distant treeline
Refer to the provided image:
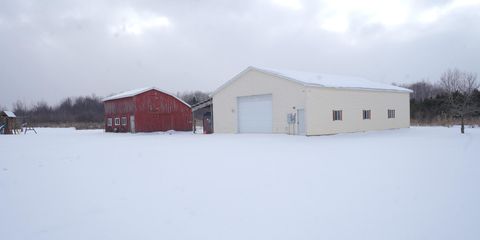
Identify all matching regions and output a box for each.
[11,96,105,125]
[3,91,210,128]
[401,79,480,125]
[3,77,479,128]
[176,91,210,106]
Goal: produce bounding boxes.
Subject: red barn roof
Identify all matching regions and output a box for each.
[102,87,190,107]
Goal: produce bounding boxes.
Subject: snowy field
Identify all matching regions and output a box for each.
[1,127,479,240]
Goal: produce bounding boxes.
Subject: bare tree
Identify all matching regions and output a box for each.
[177,91,210,105]
[9,95,104,125]
[405,79,442,101]
[12,100,28,116]
[440,69,480,133]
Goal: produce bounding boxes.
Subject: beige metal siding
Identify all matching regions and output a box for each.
[305,87,410,135]
[213,69,306,133]
[213,68,411,135]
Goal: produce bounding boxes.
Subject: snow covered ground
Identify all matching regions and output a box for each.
[1,127,479,240]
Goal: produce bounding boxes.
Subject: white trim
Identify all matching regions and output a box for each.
[114,117,120,126]
[107,118,113,126]
[102,87,191,107]
[211,67,255,97]
[211,66,412,97]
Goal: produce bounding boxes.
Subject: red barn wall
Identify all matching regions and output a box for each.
[134,90,192,132]
[104,89,192,133]
[104,97,135,132]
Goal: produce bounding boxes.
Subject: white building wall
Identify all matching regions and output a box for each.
[305,87,410,135]
[213,70,306,133]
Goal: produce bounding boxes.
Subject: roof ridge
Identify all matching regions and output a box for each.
[102,87,191,107]
[251,66,412,93]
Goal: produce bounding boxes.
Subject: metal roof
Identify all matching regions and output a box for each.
[212,66,412,96]
[102,87,190,107]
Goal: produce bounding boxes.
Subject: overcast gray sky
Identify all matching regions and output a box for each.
[0,0,479,107]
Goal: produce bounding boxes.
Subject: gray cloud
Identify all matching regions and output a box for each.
[0,0,479,107]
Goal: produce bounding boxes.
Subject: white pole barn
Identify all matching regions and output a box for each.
[211,66,412,135]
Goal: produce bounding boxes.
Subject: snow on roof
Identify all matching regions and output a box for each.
[102,87,152,102]
[212,66,412,96]
[102,87,190,107]
[2,111,16,117]
[255,67,412,92]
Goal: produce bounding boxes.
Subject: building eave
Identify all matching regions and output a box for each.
[103,87,191,108]
[211,66,412,97]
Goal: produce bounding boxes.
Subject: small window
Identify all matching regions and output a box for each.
[107,118,113,127]
[333,110,342,121]
[363,110,371,120]
[388,109,396,119]
[114,117,120,126]
[121,117,127,126]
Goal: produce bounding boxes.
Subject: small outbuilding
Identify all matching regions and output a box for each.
[0,111,17,134]
[103,87,192,133]
[212,66,412,135]
[191,98,213,134]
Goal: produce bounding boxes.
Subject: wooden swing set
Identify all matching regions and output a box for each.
[0,111,37,135]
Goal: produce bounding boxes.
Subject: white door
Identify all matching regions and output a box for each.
[130,115,135,133]
[297,109,306,135]
[237,94,273,133]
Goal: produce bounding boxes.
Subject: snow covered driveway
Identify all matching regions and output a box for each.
[1,127,479,240]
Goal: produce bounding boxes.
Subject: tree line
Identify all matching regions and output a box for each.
[11,95,105,125]
[401,69,480,133]
[176,91,210,106]
[2,69,479,132]
[3,92,210,127]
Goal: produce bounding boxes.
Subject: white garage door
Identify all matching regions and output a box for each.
[237,94,273,133]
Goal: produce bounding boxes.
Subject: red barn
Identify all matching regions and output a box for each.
[102,87,192,133]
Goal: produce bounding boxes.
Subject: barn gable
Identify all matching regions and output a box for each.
[103,87,192,133]
[103,87,190,107]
